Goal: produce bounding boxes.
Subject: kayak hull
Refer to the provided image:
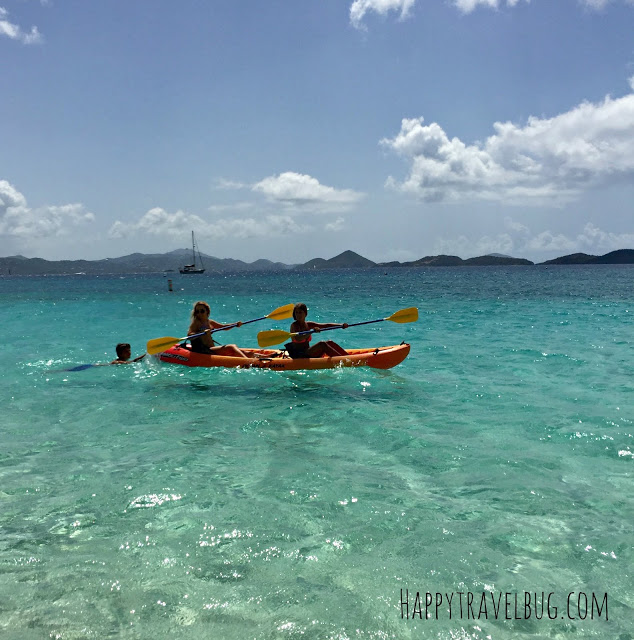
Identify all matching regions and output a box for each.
[157,344,410,371]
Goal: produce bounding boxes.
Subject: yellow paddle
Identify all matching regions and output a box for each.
[257,306,419,348]
[147,303,295,355]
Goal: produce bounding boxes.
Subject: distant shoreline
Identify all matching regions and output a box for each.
[1,248,632,276]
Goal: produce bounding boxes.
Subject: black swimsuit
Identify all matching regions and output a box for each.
[285,341,309,358]
[189,323,215,353]
[286,331,311,358]
[190,336,213,354]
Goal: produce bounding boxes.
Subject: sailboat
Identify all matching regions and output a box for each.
[179,231,206,274]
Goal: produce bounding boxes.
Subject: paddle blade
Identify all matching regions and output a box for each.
[65,363,98,372]
[257,329,291,348]
[387,307,419,323]
[266,303,295,321]
[146,336,181,355]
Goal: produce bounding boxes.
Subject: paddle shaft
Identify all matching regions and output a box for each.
[205,305,296,334]
[216,314,268,332]
[257,307,417,348]
[189,321,244,339]
[147,328,218,353]
[154,317,269,352]
[188,311,290,342]
[148,306,294,355]
[294,318,384,338]
[212,303,295,332]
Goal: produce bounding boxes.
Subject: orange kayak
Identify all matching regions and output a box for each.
[157,343,410,370]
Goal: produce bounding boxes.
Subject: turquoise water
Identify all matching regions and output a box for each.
[0,267,632,639]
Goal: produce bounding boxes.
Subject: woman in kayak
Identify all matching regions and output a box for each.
[188,301,248,358]
[286,303,348,358]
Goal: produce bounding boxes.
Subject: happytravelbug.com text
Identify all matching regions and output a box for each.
[399,589,608,621]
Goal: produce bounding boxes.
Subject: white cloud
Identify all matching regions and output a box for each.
[0,7,42,44]
[108,207,312,240]
[350,0,416,29]
[434,233,516,257]
[211,214,311,238]
[575,222,634,252]
[382,79,634,205]
[504,216,530,235]
[523,231,578,253]
[325,217,345,232]
[218,171,364,214]
[0,180,94,237]
[0,180,27,210]
[109,173,357,241]
[214,178,248,190]
[581,0,634,9]
[350,0,632,26]
[453,0,527,13]
[108,207,206,239]
[382,247,419,263]
[435,219,634,258]
[208,201,256,214]
[252,172,364,213]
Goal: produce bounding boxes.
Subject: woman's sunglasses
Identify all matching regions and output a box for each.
[195,308,208,314]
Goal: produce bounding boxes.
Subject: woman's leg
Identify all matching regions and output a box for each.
[307,341,347,357]
[324,340,348,356]
[306,343,327,357]
[226,344,249,358]
[212,344,249,358]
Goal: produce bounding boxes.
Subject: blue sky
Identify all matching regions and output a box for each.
[2,0,634,263]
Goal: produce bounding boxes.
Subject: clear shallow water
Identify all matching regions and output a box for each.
[0,267,632,639]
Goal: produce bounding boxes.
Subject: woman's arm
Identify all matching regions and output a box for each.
[188,320,208,335]
[209,319,242,330]
[307,321,348,330]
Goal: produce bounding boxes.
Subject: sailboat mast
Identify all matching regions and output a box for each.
[180,230,205,273]
[197,234,205,269]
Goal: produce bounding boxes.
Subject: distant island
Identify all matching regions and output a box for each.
[1,248,633,276]
[0,249,292,276]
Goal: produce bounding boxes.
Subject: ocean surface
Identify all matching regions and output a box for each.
[0,266,632,639]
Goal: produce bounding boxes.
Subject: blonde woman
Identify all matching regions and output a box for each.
[188,301,248,358]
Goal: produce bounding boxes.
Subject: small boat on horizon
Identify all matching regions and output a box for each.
[180,231,206,274]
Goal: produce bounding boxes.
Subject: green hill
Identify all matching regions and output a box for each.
[300,251,376,269]
[0,250,291,275]
[464,255,533,266]
[540,253,597,265]
[379,254,533,267]
[2,248,633,276]
[593,249,634,264]
[540,250,634,265]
